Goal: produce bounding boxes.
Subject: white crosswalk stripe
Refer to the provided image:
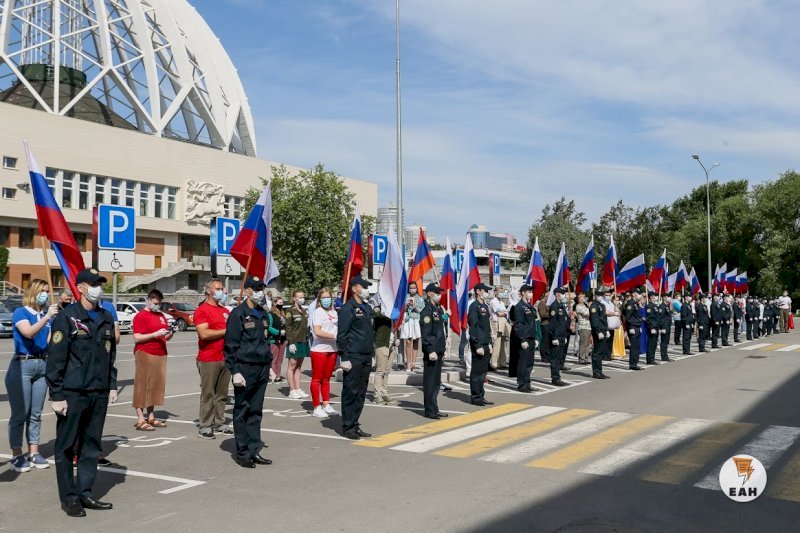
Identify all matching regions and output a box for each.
[741,343,773,351]
[776,344,800,352]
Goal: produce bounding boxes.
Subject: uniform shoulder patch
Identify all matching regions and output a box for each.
[423,316,431,324]
[591,308,596,313]
[52,331,63,344]
[646,309,651,313]
[550,310,555,316]
[284,310,293,318]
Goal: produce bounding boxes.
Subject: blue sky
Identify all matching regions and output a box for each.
[193,0,800,245]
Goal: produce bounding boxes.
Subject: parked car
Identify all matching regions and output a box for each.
[106,300,132,333]
[159,302,196,331]
[116,301,175,331]
[0,302,13,338]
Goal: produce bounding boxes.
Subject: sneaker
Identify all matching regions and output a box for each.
[312,406,328,419]
[382,395,399,406]
[98,457,112,467]
[197,428,215,440]
[215,424,234,435]
[28,453,50,469]
[297,389,309,398]
[11,454,31,473]
[323,404,339,415]
[288,390,302,399]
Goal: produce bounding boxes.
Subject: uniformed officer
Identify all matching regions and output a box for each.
[224,276,275,468]
[468,283,494,404]
[46,268,118,517]
[720,295,733,346]
[680,293,694,355]
[644,292,660,365]
[658,295,672,361]
[745,297,757,340]
[537,296,551,363]
[547,288,570,386]
[710,295,723,348]
[337,276,376,439]
[696,294,710,352]
[624,292,643,370]
[589,289,610,379]
[513,284,539,391]
[420,283,448,418]
[732,296,744,343]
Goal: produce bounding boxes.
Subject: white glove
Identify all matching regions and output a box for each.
[52,400,68,416]
[551,339,559,346]
[629,328,636,335]
[341,360,353,371]
[535,340,540,349]
[597,333,604,340]
[685,325,691,329]
[699,326,704,330]
[280,330,285,336]
[659,329,666,334]
[394,338,401,347]
[521,341,530,349]
[233,373,246,387]
[289,344,297,355]
[429,353,438,361]
[109,390,118,404]
[650,329,657,335]
[46,304,59,319]
[476,347,485,356]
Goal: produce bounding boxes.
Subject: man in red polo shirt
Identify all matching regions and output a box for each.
[195,279,232,439]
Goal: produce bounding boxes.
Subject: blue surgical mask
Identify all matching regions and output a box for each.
[321,297,332,308]
[36,292,48,306]
[213,289,226,303]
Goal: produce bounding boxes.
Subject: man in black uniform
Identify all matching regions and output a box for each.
[507,297,520,379]
[745,297,757,340]
[710,295,723,348]
[420,283,448,419]
[644,292,660,365]
[547,288,570,386]
[696,294,710,352]
[624,292,643,370]
[224,276,274,468]
[337,276,376,439]
[46,268,118,517]
[658,295,672,361]
[468,283,494,405]
[720,295,733,346]
[513,285,539,392]
[732,296,743,343]
[680,294,694,355]
[589,288,610,379]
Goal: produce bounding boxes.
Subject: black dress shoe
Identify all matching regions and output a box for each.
[62,500,86,517]
[561,366,571,371]
[436,412,449,418]
[79,496,112,510]
[424,413,439,420]
[251,455,272,465]
[592,374,605,379]
[481,399,495,405]
[551,379,568,387]
[661,358,672,362]
[471,400,484,406]
[646,360,658,365]
[235,456,256,468]
[629,366,642,370]
[343,430,360,440]
[355,428,372,438]
[683,352,692,355]
[599,373,610,379]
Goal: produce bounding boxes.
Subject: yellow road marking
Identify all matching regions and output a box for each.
[354,403,531,448]
[768,447,800,502]
[760,343,787,351]
[527,415,672,470]
[638,422,754,485]
[434,408,598,459]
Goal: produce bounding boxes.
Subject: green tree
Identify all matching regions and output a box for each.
[525,197,590,274]
[243,164,359,294]
[0,246,8,281]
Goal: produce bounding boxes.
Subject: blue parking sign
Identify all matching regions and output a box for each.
[493,254,501,274]
[373,234,389,264]
[98,204,136,250]
[215,217,240,256]
[455,249,464,273]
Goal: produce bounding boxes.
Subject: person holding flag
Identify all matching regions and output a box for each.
[602,236,618,290]
[340,209,364,303]
[588,288,611,379]
[468,283,494,405]
[419,283,448,419]
[576,237,595,295]
[547,288,571,387]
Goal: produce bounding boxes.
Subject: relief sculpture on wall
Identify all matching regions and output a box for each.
[184,180,226,224]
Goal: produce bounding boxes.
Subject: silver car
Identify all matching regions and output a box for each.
[0,302,13,338]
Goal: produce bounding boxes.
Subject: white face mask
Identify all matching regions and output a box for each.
[296,297,306,306]
[36,292,49,306]
[250,291,265,304]
[212,289,226,303]
[432,294,442,304]
[359,289,370,300]
[149,302,160,312]
[85,285,103,303]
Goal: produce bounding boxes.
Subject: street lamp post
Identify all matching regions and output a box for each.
[692,154,719,293]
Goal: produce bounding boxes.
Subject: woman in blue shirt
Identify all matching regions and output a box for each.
[6,279,59,473]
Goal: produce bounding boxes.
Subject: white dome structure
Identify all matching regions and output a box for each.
[0,0,256,155]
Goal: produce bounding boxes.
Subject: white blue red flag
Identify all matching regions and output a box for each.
[616,254,646,293]
[525,236,547,303]
[736,271,749,293]
[576,236,595,293]
[440,238,460,334]
[340,209,364,302]
[378,227,408,329]
[456,233,480,332]
[230,183,279,284]
[674,261,688,293]
[725,268,737,292]
[546,242,570,305]
[690,267,701,295]
[602,235,618,288]
[648,248,667,293]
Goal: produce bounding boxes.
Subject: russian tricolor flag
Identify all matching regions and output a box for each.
[378,227,409,329]
[725,268,737,293]
[674,261,688,293]
[525,236,547,303]
[648,249,667,293]
[616,254,646,293]
[602,235,618,288]
[576,236,595,293]
[690,267,701,295]
[456,233,480,332]
[736,271,748,293]
[546,242,570,305]
[24,142,85,297]
[339,209,364,302]
[230,183,280,284]
[440,237,460,334]
[718,263,728,293]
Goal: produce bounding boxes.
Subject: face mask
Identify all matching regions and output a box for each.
[250,291,265,304]
[409,289,417,295]
[85,285,103,303]
[321,297,332,308]
[560,295,567,303]
[212,289,225,302]
[358,289,369,300]
[499,292,507,299]
[36,292,48,306]
[432,294,442,304]
[149,303,160,312]
[218,292,228,305]
[296,298,306,306]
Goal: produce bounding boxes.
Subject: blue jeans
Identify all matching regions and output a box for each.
[5,357,48,449]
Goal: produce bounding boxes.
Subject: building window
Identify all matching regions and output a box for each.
[0,226,9,246]
[154,185,164,218]
[62,171,74,208]
[125,180,135,207]
[167,187,177,219]
[139,183,150,216]
[110,179,121,204]
[95,177,106,205]
[45,168,57,196]
[19,228,34,249]
[78,174,90,210]
[2,187,16,199]
[21,273,30,289]
[232,196,241,219]
[50,269,63,288]
[74,232,87,252]
[2,156,17,169]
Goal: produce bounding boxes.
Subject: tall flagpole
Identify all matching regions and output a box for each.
[395,0,404,263]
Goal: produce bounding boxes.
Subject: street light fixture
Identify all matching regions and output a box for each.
[692,154,719,293]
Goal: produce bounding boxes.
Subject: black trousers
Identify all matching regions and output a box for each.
[660,327,671,360]
[754,320,761,338]
[590,332,607,376]
[342,359,371,431]
[549,338,568,380]
[54,391,109,503]
[733,320,741,342]
[682,325,693,354]
[469,341,490,402]
[746,320,753,340]
[674,320,683,344]
[646,329,658,363]
[508,332,520,378]
[721,323,730,345]
[423,352,443,416]
[629,329,642,368]
[540,326,551,361]
[698,325,708,351]
[712,324,720,347]
[516,341,535,389]
[233,363,268,460]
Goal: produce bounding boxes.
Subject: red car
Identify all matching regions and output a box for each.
[159,301,196,331]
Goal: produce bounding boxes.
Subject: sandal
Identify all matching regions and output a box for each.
[147,418,167,428]
[134,420,155,431]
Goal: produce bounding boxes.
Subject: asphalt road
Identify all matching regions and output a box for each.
[1,329,799,532]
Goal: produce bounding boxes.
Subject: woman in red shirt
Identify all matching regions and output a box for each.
[132,289,174,430]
